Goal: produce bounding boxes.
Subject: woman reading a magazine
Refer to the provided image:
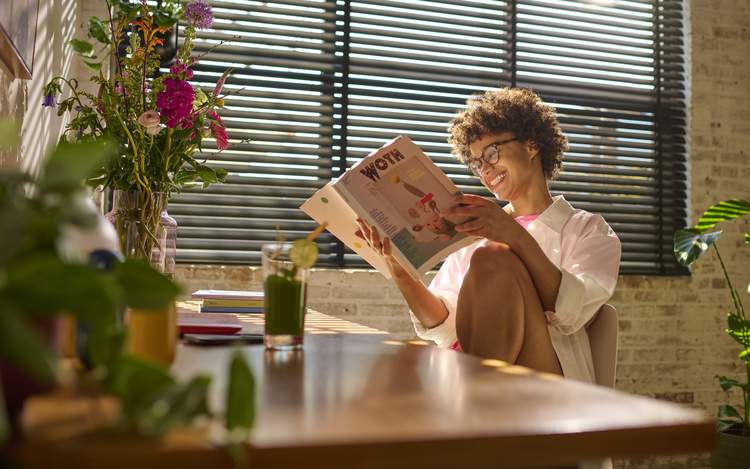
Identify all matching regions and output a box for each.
[355,88,621,383]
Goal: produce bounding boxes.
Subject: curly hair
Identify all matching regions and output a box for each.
[448,88,568,180]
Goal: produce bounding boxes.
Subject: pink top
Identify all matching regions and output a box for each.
[448,214,540,352]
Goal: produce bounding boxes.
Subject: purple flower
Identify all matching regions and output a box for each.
[42,93,55,108]
[184,1,213,29]
[156,78,195,129]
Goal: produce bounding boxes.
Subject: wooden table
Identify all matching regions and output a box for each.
[15,312,715,469]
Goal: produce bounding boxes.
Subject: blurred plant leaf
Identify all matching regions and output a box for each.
[139,375,211,436]
[226,349,255,433]
[673,229,722,267]
[719,376,744,392]
[718,419,738,432]
[4,255,118,326]
[87,325,126,370]
[69,39,95,57]
[0,205,27,265]
[88,17,110,44]
[84,60,103,72]
[0,305,55,383]
[40,140,116,194]
[719,404,742,420]
[107,355,174,419]
[154,12,179,28]
[727,313,750,348]
[696,200,750,232]
[114,259,180,310]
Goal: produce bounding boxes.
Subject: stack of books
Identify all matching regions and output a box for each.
[192,290,264,314]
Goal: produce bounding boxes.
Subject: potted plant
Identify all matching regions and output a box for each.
[674,199,750,469]
[0,119,255,457]
[42,0,230,269]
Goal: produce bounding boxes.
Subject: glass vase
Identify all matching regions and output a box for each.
[105,190,176,273]
[105,189,178,365]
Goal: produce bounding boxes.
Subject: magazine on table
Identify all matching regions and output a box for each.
[301,136,475,279]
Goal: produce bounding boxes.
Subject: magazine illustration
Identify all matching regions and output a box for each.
[300,136,476,279]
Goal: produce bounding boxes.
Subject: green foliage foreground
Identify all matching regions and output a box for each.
[0,119,255,453]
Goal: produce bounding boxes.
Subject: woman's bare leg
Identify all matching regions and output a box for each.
[456,243,562,375]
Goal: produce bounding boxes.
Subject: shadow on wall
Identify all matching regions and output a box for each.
[0,0,79,172]
[20,0,80,175]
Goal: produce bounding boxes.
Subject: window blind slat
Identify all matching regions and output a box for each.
[173,0,687,275]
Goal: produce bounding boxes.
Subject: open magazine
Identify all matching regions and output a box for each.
[300,136,476,279]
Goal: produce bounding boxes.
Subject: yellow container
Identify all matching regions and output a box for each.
[56,314,78,358]
[127,302,177,365]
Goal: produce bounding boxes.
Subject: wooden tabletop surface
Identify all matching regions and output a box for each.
[15,312,716,469]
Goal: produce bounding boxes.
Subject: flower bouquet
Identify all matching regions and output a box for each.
[43,0,229,269]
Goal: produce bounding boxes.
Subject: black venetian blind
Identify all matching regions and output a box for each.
[169,0,687,275]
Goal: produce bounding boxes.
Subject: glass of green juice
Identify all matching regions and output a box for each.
[262,243,309,350]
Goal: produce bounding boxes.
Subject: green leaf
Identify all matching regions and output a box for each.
[173,169,199,187]
[69,39,95,57]
[226,349,255,433]
[696,200,750,232]
[84,60,103,72]
[718,419,738,432]
[727,313,750,348]
[88,17,110,44]
[115,259,181,310]
[154,13,179,28]
[0,205,27,265]
[5,255,119,326]
[40,139,116,194]
[214,167,228,182]
[196,165,220,188]
[0,306,56,383]
[719,376,744,391]
[673,229,722,267]
[87,325,126,370]
[107,354,174,418]
[0,117,19,147]
[745,233,750,244]
[194,88,208,107]
[740,348,750,360]
[718,404,742,420]
[139,375,212,436]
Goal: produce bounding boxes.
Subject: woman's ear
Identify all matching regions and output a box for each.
[526,140,540,160]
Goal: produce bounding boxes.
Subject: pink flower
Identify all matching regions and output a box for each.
[208,110,229,151]
[170,60,194,80]
[214,69,232,96]
[138,110,161,135]
[156,78,195,129]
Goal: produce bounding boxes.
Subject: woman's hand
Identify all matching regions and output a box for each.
[442,194,524,248]
[354,218,410,279]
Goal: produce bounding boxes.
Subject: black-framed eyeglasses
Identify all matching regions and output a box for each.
[466,137,517,176]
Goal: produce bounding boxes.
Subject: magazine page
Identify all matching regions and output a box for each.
[337,136,477,277]
[300,183,394,278]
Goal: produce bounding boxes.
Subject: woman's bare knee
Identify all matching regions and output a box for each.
[468,243,524,278]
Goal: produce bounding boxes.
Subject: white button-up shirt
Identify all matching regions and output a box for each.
[409,195,622,383]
